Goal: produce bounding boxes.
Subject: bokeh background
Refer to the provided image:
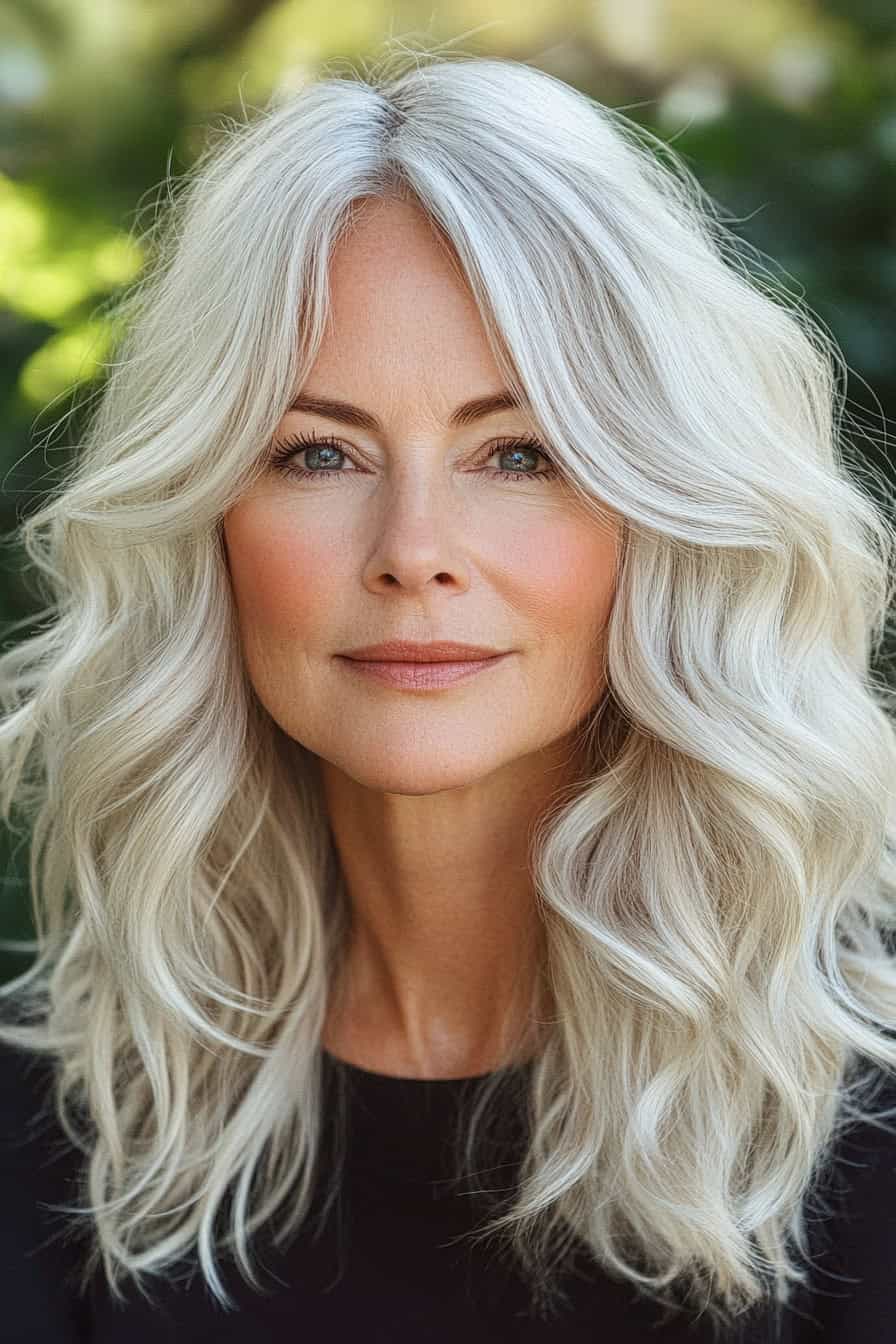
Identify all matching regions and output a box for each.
[2,0,896,980]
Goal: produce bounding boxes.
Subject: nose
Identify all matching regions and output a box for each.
[360,473,472,596]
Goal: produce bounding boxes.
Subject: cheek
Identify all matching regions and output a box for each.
[223,499,619,650]
[223,507,331,637]
[506,517,619,642]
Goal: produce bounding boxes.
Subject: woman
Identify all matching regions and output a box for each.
[1,40,895,1344]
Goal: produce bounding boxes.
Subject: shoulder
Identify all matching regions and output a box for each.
[0,1036,88,1203]
[0,1036,59,1134]
[816,1063,896,1240]
[0,1032,85,1206]
[0,1037,83,1182]
[789,1063,896,1341]
[0,1038,91,1342]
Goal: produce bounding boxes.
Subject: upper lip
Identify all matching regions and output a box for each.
[339,640,505,662]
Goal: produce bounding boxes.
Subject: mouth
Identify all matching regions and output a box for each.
[339,640,506,662]
[336,652,510,690]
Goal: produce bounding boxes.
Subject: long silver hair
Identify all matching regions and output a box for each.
[2,40,896,1340]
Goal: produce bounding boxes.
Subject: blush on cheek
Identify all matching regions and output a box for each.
[224,516,324,634]
[514,522,618,627]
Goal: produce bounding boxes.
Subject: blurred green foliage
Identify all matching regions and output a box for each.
[2,1,895,977]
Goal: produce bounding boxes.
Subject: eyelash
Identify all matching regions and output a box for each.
[268,429,560,485]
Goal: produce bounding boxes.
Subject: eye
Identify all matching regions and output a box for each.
[269,432,350,480]
[268,430,560,485]
[485,437,559,482]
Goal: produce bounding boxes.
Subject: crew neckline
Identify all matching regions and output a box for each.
[319,1045,534,1191]
[321,1044,527,1085]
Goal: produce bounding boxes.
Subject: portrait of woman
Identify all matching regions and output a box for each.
[1,39,895,1344]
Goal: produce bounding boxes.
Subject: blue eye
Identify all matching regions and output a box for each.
[268,430,559,484]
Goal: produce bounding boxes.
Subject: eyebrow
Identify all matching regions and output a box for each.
[285,390,525,433]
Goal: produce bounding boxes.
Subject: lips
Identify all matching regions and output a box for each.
[340,639,505,662]
[339,652,509,689]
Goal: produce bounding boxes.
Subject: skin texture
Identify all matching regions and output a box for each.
[222,195,621,1079]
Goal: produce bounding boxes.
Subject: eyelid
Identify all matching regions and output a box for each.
[270,427,545,463]
[265,432,550,475]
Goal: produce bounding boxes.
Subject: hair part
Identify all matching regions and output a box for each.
[2,35,896,1340]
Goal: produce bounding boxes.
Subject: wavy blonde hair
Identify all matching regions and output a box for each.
[3,37,896,1341]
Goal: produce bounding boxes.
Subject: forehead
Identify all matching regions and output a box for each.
[309,198,507,423]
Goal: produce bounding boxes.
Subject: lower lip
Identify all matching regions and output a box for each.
[338,654,509,689]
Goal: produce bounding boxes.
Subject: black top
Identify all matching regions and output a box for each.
[2,1038,895,1343]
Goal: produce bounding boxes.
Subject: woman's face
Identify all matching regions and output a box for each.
[223,196,620,795]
